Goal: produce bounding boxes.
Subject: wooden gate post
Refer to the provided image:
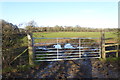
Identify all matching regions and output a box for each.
[116,35,119,58]
[27,33,34,65]
[116,29,120,57]
[101,30,106,59]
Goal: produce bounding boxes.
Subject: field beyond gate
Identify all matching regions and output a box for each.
[33,32,117,43]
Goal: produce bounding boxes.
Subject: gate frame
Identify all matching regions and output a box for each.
[33,37,101,61]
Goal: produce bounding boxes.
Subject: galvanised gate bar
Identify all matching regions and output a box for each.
[33,37,101,61]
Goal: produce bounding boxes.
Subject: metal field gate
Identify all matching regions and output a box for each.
[33,37,101,61]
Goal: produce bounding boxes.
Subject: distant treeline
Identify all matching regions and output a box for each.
[24,25,118,32]
[18,20,118,32]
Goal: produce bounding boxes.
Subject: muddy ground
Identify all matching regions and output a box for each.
[2,58,120,79]
[34,59,119,79]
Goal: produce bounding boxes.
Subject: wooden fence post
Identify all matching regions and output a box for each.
[116,43,119,58]
[101,30,106,59]
[27,33,34,65]
[116,30,119,57]
[116,29,120,57]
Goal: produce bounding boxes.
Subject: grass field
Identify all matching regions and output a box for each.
[32,32,117,43]
[33,32,116,38]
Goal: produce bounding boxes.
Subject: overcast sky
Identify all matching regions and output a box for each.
[0,1,118,28]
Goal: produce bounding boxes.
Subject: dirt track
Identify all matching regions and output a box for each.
[34,59,119,79]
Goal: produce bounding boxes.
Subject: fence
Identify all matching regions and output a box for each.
[101,31,120,59]
[27,32,120,65]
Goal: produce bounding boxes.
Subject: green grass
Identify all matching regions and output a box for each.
[106,57,120,62]
[33,32,101,38]
[99,57,120,62]
[33,32,117,43]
